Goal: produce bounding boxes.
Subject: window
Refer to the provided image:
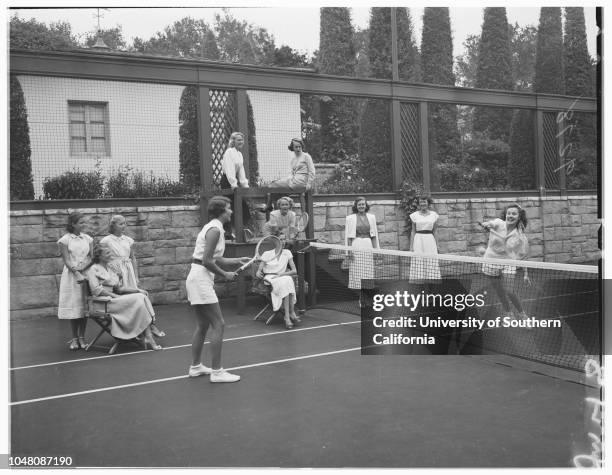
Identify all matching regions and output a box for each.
[68,101,110,156]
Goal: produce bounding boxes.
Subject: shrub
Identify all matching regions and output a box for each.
[316,155,376,193]
[43,169,104,199]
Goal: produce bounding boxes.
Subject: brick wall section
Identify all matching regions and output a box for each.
[9,196,599,319]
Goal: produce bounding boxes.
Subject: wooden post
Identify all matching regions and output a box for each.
[391,100,402,190]
[557,113,567,192]
[536,110,546,196]
[236,89,249,175]
[308,247,317,308]
[297,250,306,314]
[197,86,212,225]
[391,8,399,82]
[419,102,431,193]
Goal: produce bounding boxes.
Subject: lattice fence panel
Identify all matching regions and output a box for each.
[210,89,238,189]
[400,102,421,183]
[543,112,559,189]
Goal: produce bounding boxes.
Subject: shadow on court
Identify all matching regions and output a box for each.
[9,299,595,468]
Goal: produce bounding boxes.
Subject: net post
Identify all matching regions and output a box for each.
[308,246,317,307]
[297,250,306,314]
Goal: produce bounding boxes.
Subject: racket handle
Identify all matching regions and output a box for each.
[237,257,256,273]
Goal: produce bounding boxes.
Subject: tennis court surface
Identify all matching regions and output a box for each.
[9,290,601,468]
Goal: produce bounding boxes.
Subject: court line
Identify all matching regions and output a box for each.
[10,319,361,371]
[9,346,362,406]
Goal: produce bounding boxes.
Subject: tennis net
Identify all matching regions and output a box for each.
[297,242,600,371]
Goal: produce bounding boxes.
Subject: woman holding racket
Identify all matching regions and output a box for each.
[255,242,299,329]
[187,196,250,383]
[480,203,530,321]
[262,196,296,239]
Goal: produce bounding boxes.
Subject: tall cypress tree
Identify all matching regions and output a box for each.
[564,7,593,97]
[420,7,459,191]
[397,8,421,82]
[563,7,596,189]
[535,7,564,94]
[10,75,34,200]
[358,8,392,191]
[318,7,357,161]
[473,7,513,141]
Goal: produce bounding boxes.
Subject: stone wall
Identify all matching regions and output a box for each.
[313,195,600,263]
[9,195,599,319]
[10,205,200,320]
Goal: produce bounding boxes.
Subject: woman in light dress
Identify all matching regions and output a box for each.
[185,196,250,383]
[255,245,299,329]
[270,138,315,191]
[345,197,379,293]
[86,244,161,350]
[480,203,530,320]
[101,215,165,337]
[57,212,93,350]
[409,196,441,282]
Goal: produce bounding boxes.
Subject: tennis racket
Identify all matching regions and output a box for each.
[287,212,309,240]
[237,235,283,272]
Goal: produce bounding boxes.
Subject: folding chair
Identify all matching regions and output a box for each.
[82,281,142,354]
[251,277,282,325]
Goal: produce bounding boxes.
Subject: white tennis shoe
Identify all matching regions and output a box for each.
[210,369,241,383]
[188,363,212,378]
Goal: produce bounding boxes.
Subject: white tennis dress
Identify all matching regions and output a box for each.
[409,211,441,281]
[57,232,93,320]
[261,249,296,311]
[186,219,225,305]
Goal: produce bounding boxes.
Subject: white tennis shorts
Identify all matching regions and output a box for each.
[186,264,218,305]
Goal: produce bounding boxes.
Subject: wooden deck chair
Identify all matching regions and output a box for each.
[82,281,142,354]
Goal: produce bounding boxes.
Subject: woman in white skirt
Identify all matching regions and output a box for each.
[186,196,250,383]
[409,196,441,282]
[58,212,93,350]
[345,197,379,294]
[255,245,298,329]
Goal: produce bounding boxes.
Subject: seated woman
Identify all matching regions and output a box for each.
[101,214,165,338]
[262,196,296,240]
[255,243,299,329]
[87,244,161,350]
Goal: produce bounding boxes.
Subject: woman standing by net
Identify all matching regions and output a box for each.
[480,203,530,320]
[345,197,379,295]
[409,196,441,282]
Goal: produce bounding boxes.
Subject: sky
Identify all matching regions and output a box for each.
[8,3,599,59]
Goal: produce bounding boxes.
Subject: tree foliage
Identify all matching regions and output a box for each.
[133,17,217,58]
[421,7,454,85]
[508,109,536,189]
[564,7,594,97]
[473,7,513,142]
[420,7,460,191]
[10,76,35,200]
[535,7,564,94]
[10,16,78,50]
[214,9,275,65]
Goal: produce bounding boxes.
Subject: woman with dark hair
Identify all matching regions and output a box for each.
[87,244,161,350]
[409,196,441,282]
[186,196,250,383]
[270,138,315,191]
[480,203,530,320]
[57,212,93,350]
[345,197,379,292]
[101,214,165,338]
